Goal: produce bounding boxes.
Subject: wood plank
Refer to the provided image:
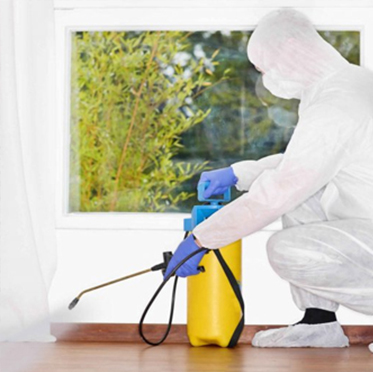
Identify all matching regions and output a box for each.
[2,342,373,372]
[51,323,373,345]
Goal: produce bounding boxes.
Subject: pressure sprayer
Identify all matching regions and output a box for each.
[68,182,244,347]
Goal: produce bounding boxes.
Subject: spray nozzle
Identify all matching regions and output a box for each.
[68,297,80,310]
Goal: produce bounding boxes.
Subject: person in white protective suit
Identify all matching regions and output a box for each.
[164,8,373,349]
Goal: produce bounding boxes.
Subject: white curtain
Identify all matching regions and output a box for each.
[0,0,57,341]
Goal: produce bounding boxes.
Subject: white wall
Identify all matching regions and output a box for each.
[49,228,372,325]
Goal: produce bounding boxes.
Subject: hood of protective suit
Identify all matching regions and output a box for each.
[247,8,349,99]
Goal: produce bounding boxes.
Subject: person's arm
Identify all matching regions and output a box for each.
[193,104,360,248]
[198,154,283,198]
[231,153,284,192]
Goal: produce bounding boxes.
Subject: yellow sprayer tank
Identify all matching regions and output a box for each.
[184,183,244,347]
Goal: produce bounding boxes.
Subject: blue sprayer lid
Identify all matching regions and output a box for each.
[183,182,231,231]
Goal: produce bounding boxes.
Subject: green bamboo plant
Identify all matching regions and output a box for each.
[69,31,227,212]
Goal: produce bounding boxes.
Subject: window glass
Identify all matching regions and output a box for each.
[69,30,360,213]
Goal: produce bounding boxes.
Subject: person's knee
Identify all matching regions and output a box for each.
[266,231,286,267]
[266,229,295,279]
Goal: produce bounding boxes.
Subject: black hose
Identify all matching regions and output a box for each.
[138,247,208,346]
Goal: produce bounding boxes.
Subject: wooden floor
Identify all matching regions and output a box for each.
[1,342,373,372]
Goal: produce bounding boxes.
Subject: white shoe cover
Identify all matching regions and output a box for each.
[368,343,373,353]
[252,321,349,348]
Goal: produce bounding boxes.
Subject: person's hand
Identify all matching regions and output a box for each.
[198,167,238,199]
[163,235,206,279]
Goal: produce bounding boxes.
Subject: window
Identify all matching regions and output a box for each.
[55,2,368,229]
[69,30,359,214]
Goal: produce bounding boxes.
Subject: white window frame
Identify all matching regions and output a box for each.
[54,0,373,230]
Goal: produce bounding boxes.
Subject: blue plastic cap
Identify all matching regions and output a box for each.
[197,181,231,203]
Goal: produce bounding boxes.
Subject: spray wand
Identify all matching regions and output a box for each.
[68,251,174,310]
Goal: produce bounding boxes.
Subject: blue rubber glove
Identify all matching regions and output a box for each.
[199,167,238,199]
[163,235,206,279]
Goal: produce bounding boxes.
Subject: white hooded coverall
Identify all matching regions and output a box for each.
[192,8,373,347]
